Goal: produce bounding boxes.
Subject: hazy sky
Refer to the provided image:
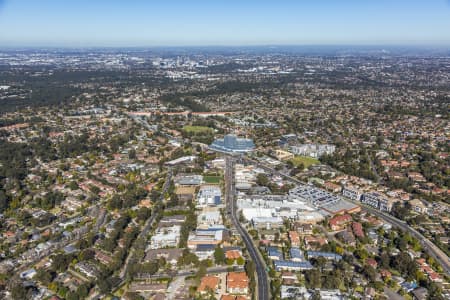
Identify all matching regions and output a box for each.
[0,0,450,47]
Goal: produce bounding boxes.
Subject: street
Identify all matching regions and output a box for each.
[225,157,269,300]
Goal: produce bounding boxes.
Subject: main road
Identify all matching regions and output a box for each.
[225,157,269,300]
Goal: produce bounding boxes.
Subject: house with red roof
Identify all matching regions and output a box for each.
[352,222,365,238]
[227,272,249,294]
[329,214,352,231]
[366,258,378,269]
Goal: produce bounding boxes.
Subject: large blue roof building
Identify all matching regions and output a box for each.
[209,134,255,153]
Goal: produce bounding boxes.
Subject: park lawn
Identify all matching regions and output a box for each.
[203,175,221,184]
[289,155,320,168]
[182,125,214,134]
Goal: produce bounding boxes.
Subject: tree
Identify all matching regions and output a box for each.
[311,290,321,300]
[97,278,112,294]
[362,264,376,282]
[142,261,159,275]
[51,254,73,272]
[68,181,79,190]
[196,264,207,282]
[213,247,226,265]
[76,284,90,299]
[236,256,245,266]
[79,248,95,261]
[136,207,151,222]
[256,173,269,186]
[313,257,327,271]
[0,190,8,212]
[392,252,417,279]
[125,292,145,300]
[271,278,282,298]
[66,291,79,300]
[245,260,256,277]
[35,268,54,285]
[379,251,390,269]
[129,149,136,160]
[391,202,410,220]
[11,283,29,300]
[305,269,322,288]
[354,248,368,260]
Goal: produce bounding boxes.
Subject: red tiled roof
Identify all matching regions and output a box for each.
[226,250,242,260]
[198,276,219,292]
[329,214,352,227]
[352,222,364,238]
[227,272,249,289]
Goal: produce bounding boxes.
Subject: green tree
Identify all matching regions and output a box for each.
[305,269,322,288]
[196,264,207,282]
[256,173,269,186]
[129,149,136,160]
[311,290,321,300]
[213,247,226,265]
[35,268,54,285]
[236,256,245,266]
[362,264,377,282]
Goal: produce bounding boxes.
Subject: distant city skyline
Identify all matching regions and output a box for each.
[1,0,450,47]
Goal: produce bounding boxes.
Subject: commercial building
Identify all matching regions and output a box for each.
[342,186,363,201]
[362,192,400,212]
[362,192,384,208]
[237,193,316,220]
[187,226,228,249]
[252,216,284,230]
[165,155,197,166]
[379,197,400,212]
[197,185,222,207]
[210,134,255,153]
[149,225,181,249]
[290,144,335,158]
[197,209,222,228]
[174,174,203,186]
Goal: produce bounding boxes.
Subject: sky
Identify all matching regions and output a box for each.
[0,0,450,47]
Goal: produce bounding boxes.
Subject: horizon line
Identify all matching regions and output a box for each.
[1,43,450,50]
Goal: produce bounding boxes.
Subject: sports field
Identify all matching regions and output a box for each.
[182,125,214,134]
[289,155,319,168]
